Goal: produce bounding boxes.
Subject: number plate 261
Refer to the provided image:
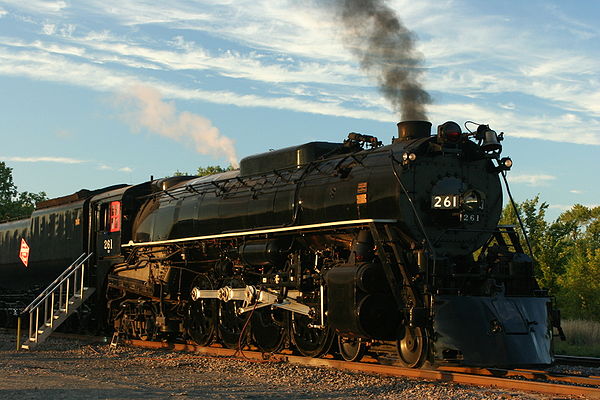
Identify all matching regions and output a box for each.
[432,195,460,209]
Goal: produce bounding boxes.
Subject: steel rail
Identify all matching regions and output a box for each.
[438,365,600,387]
[125,340,600,399]
[555,355,600,368]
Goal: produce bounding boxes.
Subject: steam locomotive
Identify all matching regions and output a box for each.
[0,120,560,367]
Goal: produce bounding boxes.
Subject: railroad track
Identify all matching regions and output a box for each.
[556,354,600,368]
[123,339,600,399]
[7,328,600,398]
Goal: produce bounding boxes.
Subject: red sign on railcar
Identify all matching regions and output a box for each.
[109,201,121,233]
[19,238,30,267]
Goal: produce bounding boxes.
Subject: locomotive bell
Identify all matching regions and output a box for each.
[477,125,502,152]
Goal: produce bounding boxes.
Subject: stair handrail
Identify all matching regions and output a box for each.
[21,252,93,315]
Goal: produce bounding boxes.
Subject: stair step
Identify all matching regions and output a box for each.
[18,256,95,351]
[45,317,59,326]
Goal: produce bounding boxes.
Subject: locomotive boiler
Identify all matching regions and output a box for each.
[0,120,560,367]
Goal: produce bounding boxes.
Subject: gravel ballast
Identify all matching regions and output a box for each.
[0,332,583,399]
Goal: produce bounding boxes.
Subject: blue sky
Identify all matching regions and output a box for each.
[0,0,598,221]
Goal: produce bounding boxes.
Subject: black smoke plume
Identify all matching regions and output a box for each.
[333,0,431,120]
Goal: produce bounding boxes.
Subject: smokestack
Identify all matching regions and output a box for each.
[396,120,431,141]
[333,0,431,120]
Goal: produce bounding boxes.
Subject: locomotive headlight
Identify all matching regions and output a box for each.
[462,190,482,211]
[401,152,417,164]
[438,121,463,143]
[499,157,513,170]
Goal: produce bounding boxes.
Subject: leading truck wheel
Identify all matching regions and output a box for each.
[291,314,334,358]
[397,325,428,368]
[338,335,366,362]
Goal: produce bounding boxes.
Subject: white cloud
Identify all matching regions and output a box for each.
[3,37,86,57]
[1,0,67,14]
[77,1,213,27]
[98,164,133,173]
[1,43,599,145]
[544,4,599,40]
[69,32,366,86]
[1,155,135,173]
[0,46,393,122]
[0,0,598,147]
[55,129,72,139]
[508,174,557,186]
[0,8,7,17]
[1,156,86,164]
[499,103,516,111]
[42,24,56,35]
[570,190,583,194]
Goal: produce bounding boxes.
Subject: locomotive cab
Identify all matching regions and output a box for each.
[91,187,129,260]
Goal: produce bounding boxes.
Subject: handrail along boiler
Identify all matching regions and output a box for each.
[0,120,561,367]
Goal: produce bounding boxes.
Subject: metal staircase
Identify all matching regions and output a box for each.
[17,253,95,350]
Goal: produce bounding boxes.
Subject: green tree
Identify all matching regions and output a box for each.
[172,169,188,176]
[555,205,600,320]
[558,247,600,320]
[559,204,600,247]
[0,162,48,220]
[499,196,564,291]
[500,198,600,320]
[171,165,236,177]
[196,165,235,177]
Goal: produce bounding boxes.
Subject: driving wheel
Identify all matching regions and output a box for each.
[186,274,217,346]
[251,307,288,353]
[217,278,248,349]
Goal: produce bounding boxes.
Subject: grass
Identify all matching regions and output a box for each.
[553,319,600,357]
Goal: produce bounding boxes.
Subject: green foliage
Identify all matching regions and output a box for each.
[557,248,600,320]
[554,205,600,319]
[172,165,236,178]
[0,162,48,220]
[502,197,600,321]
[500,196,563,291]
[172,169,188,176]
[196,165,235,177]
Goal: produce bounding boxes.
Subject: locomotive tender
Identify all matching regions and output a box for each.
[0,120,559,367]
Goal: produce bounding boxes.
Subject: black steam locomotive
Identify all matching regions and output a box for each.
[0,120,559,367]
